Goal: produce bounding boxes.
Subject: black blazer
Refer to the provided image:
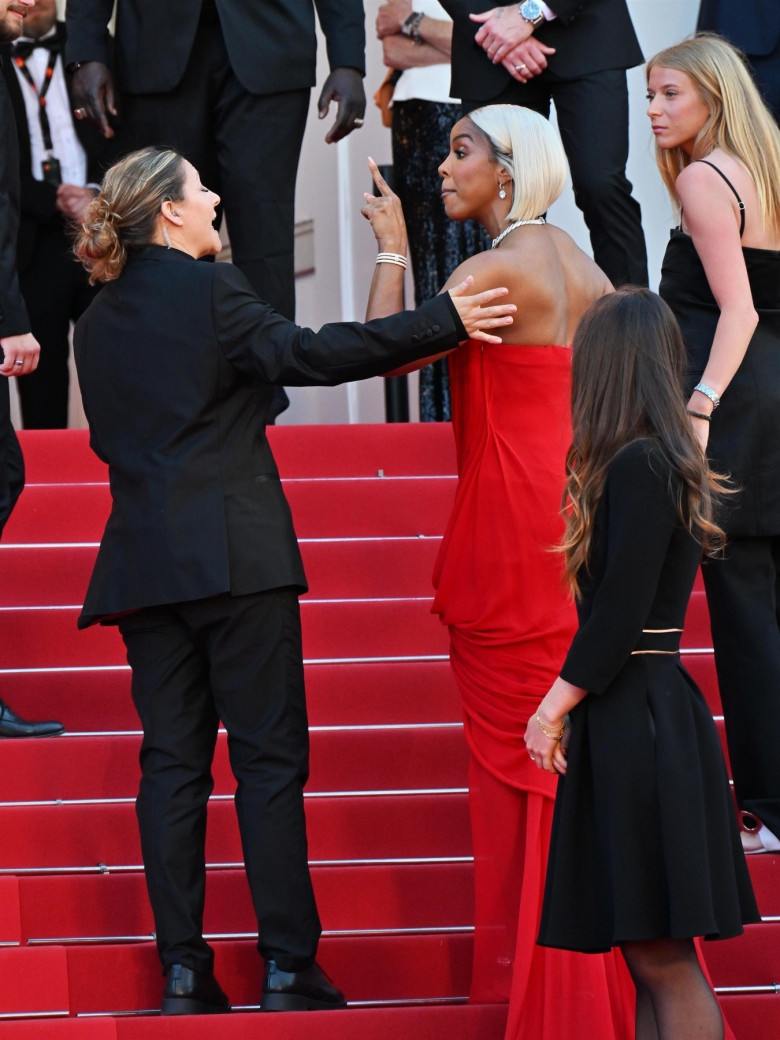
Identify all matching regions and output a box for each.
[65,0,366,97]
[1,24,117,273]
[0,59,28,336]
[442,0,643,102]
[697,0,780,60]
[75,246,464,627]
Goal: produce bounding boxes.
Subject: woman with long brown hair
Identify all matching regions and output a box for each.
[527,288,759,1040]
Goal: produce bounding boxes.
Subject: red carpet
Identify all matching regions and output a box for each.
[0,424,776,1037]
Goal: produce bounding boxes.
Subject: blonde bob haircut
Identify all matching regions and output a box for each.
[468,104,569,224]
[647,33,780,236]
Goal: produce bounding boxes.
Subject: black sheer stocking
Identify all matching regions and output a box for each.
[621,939,724,1040]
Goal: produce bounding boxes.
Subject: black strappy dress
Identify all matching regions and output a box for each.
[659,160,780,535]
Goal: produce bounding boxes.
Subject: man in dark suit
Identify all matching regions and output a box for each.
[698,0,780,122]
[65,0,368,420]
[441,0,648,287]
[0,0,64,737]
[2,0,118,428]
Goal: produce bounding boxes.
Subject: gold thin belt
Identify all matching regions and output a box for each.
[630,628,682,656]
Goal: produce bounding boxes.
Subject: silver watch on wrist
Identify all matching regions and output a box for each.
[519,0,545,27]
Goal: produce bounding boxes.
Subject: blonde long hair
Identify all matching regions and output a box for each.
[647,33,780,235]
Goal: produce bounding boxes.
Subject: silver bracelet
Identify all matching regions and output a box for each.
[376,252,408,269]
[693,382,720,408]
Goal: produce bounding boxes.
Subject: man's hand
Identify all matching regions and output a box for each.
[318,67,366,144]
[376,0,413,38]
[71,61,117,138]
[0,333,40,377]
[470,5,534,64]
[56,184,98,223]
[502,37,555,81]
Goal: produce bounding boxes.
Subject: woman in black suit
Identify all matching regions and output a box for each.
[72,145,514,1017]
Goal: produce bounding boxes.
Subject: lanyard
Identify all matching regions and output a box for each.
[14,49,58,155]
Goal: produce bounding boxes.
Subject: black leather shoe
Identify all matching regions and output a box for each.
[261,959,346,1012]
[161,964,230,1015]
[0,701,64,738]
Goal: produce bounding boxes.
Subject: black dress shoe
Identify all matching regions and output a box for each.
[161,964,230,1015]
[261,959,346,1012]
[0,701,64,738]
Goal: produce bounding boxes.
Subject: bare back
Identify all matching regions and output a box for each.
[442,224,612,346]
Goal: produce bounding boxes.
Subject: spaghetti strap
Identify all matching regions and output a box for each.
[696,159,746,236]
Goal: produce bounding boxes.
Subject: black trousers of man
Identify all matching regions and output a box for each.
[119,588,322,974]
[18,223,98,429]
[121,13,309,327]
[463,68,648,289]
[703,536,780,839]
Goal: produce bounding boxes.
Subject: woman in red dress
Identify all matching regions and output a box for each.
[362,104,632,1039]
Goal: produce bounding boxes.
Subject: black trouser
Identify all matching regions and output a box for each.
[121,15,308,417]
[18,222,98,429]
[0,379,23,536]
[119,588,321,974]
[463,68,648,289]
[702,536,780,838]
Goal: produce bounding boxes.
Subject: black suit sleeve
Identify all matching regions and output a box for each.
[212,263,465,386]
[559,443,679,694]
[64,0,115,67]
[314,0,366,74]
[0,74,29,336]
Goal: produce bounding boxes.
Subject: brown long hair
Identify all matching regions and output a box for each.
[74,147,186,283]
[562,288,727,595]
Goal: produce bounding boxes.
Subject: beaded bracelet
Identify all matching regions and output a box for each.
[376,252,408,269]
[687,410,711,422]
[693,382,720,408]
[535,711,564,742]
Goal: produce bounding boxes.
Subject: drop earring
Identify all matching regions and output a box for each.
[498,183,507,200]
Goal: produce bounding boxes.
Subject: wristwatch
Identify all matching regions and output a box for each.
[519,0,545,27]
[401,11,425,42]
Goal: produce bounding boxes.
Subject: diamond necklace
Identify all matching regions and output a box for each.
[491,217,546,249]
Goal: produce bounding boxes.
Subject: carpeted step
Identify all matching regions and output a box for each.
[0,933,475,1017]
[0,659,461,732]
[0,538,444,606]
[4,477,457,543]
[0,1004,510,1040]
[12,862,473,946]
[0,793,471,871]
[701,921,780,986]
[0,726,468,803]
[0,593,717,669]
[0,600,453,669]
[717,994,780,1040]
[17,426,458,483]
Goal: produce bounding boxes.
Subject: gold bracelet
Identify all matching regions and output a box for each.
[535,711,564,742]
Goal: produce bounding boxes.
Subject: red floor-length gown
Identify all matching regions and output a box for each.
[432,341,635,1039]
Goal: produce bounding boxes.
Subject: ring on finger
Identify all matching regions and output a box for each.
[515,63,528,71]
[13,360,23,367]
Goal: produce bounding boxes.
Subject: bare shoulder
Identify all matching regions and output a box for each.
[440,249,514,295]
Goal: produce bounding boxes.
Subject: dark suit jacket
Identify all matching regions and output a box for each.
[75,246,464,627]
[65,0,365,97]
[697,0,780,58]
[1,24,117,273]
[0,58,28,336]
[442,0,643,102]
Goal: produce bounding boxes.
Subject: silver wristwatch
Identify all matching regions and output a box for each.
[519,0,545,27]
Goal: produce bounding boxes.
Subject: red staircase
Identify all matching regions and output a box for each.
[0,424,777,1038]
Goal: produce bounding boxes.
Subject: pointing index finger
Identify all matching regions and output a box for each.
[367,157,393,197]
